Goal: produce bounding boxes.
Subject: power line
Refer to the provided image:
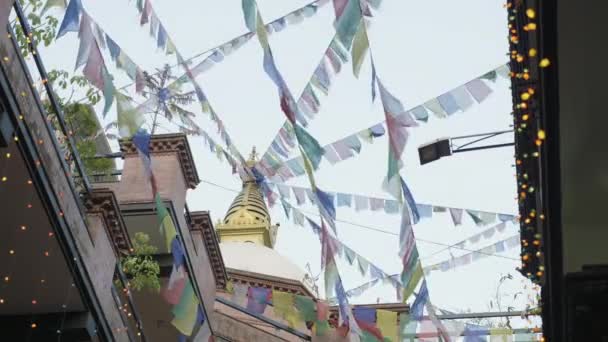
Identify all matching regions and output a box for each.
[199,179,519,261]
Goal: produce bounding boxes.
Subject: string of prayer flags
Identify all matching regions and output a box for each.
[437,221,512,252]
[268,182,517,228]
[168,0,331,89]
[259,30,351,167]
[377,80,418,199]
[132,128,207,339]
[260,64,508,179]
[131,0,246,164]
[398,177,423,302]
[57,1,158,120]
[279,194,403,300]
[423,235,521,276]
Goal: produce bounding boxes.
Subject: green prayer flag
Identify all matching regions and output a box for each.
[314,320,330,336]
[241,0,258,32]
[402,262,422,301]
[351,20,369,78]
[166,38,176,55]
[399,313,418,342]
[116,93,144,137]
[360,331,380,342]
[294,123,324,170]
[334,0,362,49]
[101,67,115,117]
[171,279,199,336]
[481,70,498,82]
[295,295,316,322]
[424,98,447,118]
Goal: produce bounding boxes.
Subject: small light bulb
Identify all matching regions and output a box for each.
[537,130,546,140]
[539,58,551,68]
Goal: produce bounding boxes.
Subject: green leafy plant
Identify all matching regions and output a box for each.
[13,0,59,58]
[14,0,114,176]
[122,232,161,292]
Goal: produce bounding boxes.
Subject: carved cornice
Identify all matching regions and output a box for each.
[227,269,315,297]
[83,188,132,255]
[120,133,200,189]
[189,211,228,290]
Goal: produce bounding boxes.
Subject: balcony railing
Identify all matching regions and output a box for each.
[10,1,92,196]
[113,264,148,342]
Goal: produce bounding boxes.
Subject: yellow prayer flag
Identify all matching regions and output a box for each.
[376,309,398,342]
[351,20,369,78]
[490,328,513,342]
[272,290,299,328]
[402,262,423,301]
[160,213,177,252]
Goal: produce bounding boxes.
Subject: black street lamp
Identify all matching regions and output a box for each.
[418,130,514,165]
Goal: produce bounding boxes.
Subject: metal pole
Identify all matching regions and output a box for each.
[451,129,513,140]
[434,310,532,320]
[452,142,515,153]
[403,327,541,339]
[215,297,312,340]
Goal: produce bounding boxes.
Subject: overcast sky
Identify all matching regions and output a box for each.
[35,0,540,334]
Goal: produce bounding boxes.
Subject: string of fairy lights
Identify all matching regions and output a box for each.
[1,0,552,339]
[0,57,144,340]
[506,0,549,286]
[506,0,552,340]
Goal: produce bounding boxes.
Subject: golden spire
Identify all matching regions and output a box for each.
[216,146,279,248]
[244,146,258,169]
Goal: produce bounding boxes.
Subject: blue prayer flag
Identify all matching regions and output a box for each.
[57,0,82,38]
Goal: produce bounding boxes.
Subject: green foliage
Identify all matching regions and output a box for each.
[44,102,114,175]
[122,233,161,292]
[14,0,59,57]
[14,0,101,106]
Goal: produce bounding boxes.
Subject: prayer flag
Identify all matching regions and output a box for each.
[83,40,104,89]
[351,21,369,78]
[438,91,460,115]
[75,12,93,70]
[156,193,177,252]
[247,287,270,314]
[466,79,493,103]
[449,208,464,226]
[171,279,199,336]
[376,309,397,342]
[57,0,81,38]
[162,265,187,305]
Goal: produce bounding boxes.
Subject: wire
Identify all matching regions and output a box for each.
[199,179,519,261]
[74,0,326,103]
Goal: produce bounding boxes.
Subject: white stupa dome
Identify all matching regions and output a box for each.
[220,241,309,283]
